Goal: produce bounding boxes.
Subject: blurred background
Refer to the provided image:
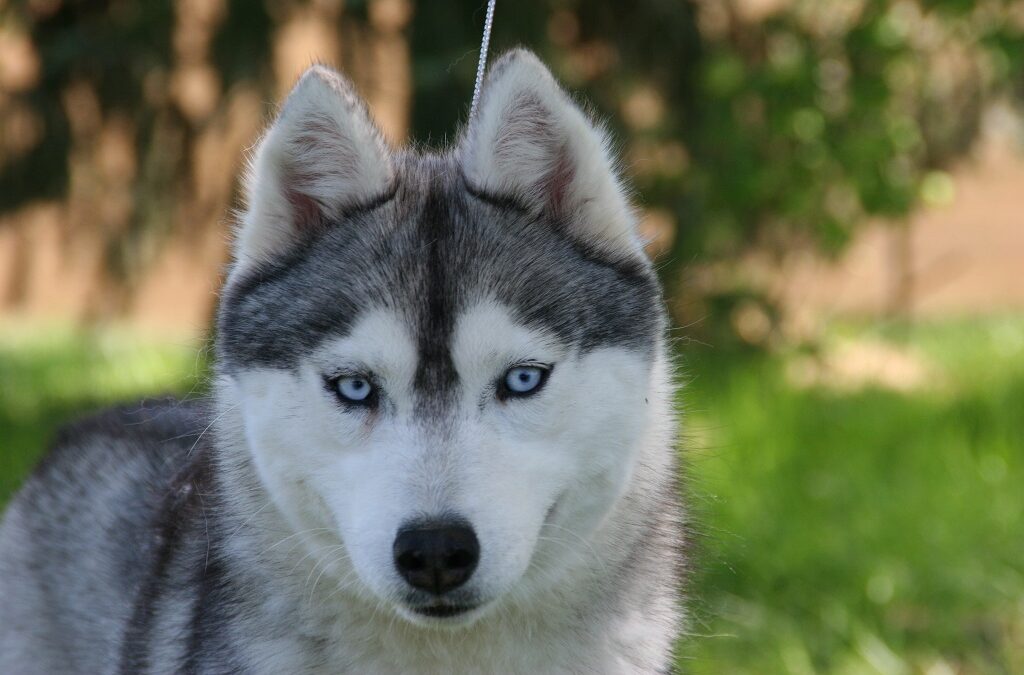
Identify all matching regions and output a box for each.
[1,0,1022,672]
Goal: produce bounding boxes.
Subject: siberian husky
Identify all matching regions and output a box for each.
[0,50,684,673]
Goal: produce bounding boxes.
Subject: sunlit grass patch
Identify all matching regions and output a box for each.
[680,316,1024,674]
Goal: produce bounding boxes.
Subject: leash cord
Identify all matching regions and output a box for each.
[469,0,497,121]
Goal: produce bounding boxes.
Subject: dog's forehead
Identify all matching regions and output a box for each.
[216,153,663,373]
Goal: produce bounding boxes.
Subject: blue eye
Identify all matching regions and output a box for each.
[500,365,551,399]
[334,375,375,405]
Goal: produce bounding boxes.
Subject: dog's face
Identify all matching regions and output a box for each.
[216,51,664,626]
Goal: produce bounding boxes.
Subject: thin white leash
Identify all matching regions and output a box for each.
[469,0,497,121]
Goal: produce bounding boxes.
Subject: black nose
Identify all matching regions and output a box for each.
[393,519,480,595]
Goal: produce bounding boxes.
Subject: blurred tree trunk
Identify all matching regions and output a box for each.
[887,219,914,324]
[0,0,413,335]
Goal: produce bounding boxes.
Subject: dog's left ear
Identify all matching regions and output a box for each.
[460,50,640,256]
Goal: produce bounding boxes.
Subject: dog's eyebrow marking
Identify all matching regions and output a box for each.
[459,168,651,287]
[460,171,531,214]
[341,179,400,218]
[224,179,399,312]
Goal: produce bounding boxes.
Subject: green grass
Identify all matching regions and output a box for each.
[679,317,1024,673]
[1,318,1022,672]
[0,324,207,505]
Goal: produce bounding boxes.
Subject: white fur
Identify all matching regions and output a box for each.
[235,66,392,269]
[217,300,678,672]
[461,50,641,256]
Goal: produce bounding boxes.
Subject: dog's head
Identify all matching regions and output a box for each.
[216,50,668,626]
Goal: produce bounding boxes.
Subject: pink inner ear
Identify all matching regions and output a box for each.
[491,94,579,217]
[282,178,326,232]
[544,143,576,217]
[278,115,357,232]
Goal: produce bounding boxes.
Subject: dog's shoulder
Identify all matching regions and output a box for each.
[28,397,209,487]
[7,396,214,552]
[50,395,209,455]
[0,397,216,673]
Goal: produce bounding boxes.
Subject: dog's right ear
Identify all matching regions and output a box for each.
[234,66,392,268]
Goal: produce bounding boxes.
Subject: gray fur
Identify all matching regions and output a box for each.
[218,152,662,370]
[0,51,685,674]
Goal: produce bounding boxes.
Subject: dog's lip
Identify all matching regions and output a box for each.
[410,603,478,618]
[544,491,565,524]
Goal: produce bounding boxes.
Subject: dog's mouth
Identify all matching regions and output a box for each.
[410,603,478,618]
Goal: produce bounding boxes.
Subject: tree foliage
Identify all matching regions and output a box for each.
[1,0,1022,286]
